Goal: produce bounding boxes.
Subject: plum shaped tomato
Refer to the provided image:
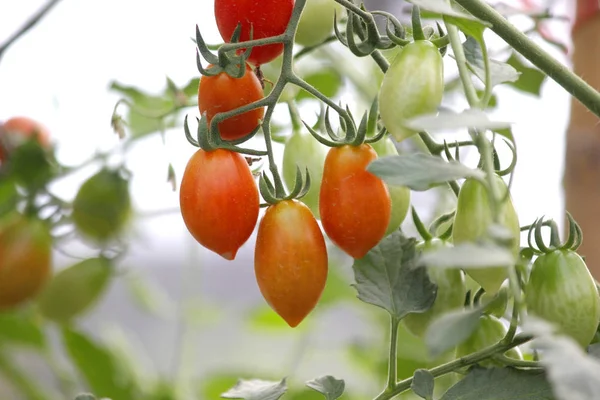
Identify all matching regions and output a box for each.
[254,200,328,327]
[214,0,294,66]
[320,144,391,259]
[198,63,265,141]
[0,116,50,163]
[180,148,259,260]
[0,213,52,310]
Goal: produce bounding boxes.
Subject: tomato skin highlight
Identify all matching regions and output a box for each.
[180,148,259,260]
[452,175,520,294]
[0,116,50,163]
[198,63,265,141]
[525,250,600,347]
[0,214,52,310]
[254,200,328,327]
[319,144,391,259]
[214,0,294,66]
[378,41,444,142]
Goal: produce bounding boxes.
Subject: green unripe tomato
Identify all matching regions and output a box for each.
[452,175,520,294]
[295,0,343,47]
[72,168,132,243]
[480,281,509,318]
[37,258,113,324]
[456,314,522,367]
[378,40,444,142]
[282,130,328,219]
[526,249,600,347]
[370,137,410,236]
[404,239,466,337]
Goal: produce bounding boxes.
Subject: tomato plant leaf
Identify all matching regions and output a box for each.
[62,327,139,400]
[406,0,487,24]
[368,153,485,191]
[0,311,46,349]
[440,367,554,399]
[306,375,345,400]
[420,242,515,269]
[411,369,435,399]
[425,307,483,358]
[463,37,520,88]
[506,53,547,96]
[352,230,437,319]
[0,178,18,219]
[221,378,287,400]
[404,109,513,132]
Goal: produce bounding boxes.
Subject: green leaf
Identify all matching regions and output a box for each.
[462,37,520,87]
[222,378,287,400]
[425,307,483,358]
[412,369,435,399]
[62,327,138,400]
[444,14,487,40]
[440,367,554,399]
[296,69,342,101]
[506,53,546,96]
[0,311,46,348]
[404,109,513,132]
[74,394,97,400]
[182,77,200,98]
[0,178,18,219]
[420,242,516,269]
[352,231,437,319]
[306,376,345,400]
[406,0,488,24]
[368,153,485,191]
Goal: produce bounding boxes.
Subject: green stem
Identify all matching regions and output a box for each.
[445,22,479,106]
[386,317,400,390]
[493,354,542,369]
[478,39,494,109]
[453,0,600,118]
[0,351,54,400]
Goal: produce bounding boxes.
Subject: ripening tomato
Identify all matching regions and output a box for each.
[452,175,520,294]
[214,0,294,66]
[295,0,343,47]
[378,40,444,142]
[282,129,328,219]
[0,214,52,310]
[254,200,327,327]
[0,116,51,163]
[180,148,259,260]
[72,169,131,243]
[526,250,600,347]
[320,144,391,259]
[198,63,265,141]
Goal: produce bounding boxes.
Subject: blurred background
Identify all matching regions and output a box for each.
[0,0,573,399]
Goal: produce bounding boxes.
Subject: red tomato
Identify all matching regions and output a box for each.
[198,63,265,141]
[214,0,294,66]
[0,116,50,163]
[180,148,259,260]
[0,214,52,310]
[320,144,391,259]
[254,200,328,327]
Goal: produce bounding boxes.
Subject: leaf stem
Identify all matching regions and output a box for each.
[445,23,479,106]
[386,317,400,390]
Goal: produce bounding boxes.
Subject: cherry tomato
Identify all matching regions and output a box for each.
[0,116,50,163]
[378,40,444,142]
[452,175,520,294]
[370,136,411,236]
[254,200,328,327]
[295,0,343,47]
[526,249,600,347]
[214,0,294,66]
[0,214,52,310]
[320,144,391,259]
[180,148,259,260]
[37,257,113,324]
[198,63,265,141]
[282,129,327,219]
[72,169,131,243]
[403,239,466,337]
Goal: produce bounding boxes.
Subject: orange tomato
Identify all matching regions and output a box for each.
[0,116,50,162]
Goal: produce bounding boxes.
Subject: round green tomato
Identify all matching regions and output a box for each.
[37,258,113,324]
[295,0,343,47]
[526,250,600,347]
[282,130,328,219]
[452,175,520,294]
[370,137,410,236]
[378,41,444,142]
[260,55,300,102]
[456,314,522,367]
[404,239,466,337]
[72,168,132,243]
